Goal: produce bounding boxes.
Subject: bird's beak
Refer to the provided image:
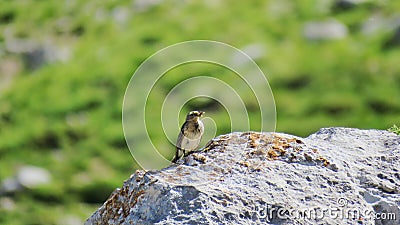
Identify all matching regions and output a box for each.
[199,111,205,117]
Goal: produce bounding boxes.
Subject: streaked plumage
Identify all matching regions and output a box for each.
[172,111,204,163]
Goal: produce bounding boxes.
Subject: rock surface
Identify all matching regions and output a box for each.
[85,127,400,225]
[303,19,348,41]
[0,165,52,195]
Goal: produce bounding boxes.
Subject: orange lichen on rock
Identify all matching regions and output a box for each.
[192,153,207,163]
[267,148,280,159]
[316,156,330,167]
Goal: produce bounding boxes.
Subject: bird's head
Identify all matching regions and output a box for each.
[186,110,205,122]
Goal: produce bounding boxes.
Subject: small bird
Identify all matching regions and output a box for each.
[172,111,205,163]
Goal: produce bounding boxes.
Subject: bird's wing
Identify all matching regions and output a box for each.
[176,133,183,149]
[176,121,187,149]
[180,121,188,134]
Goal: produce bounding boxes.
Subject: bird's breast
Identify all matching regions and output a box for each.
[183,121,204,139]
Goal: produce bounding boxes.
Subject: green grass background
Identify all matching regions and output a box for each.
[0,0,399,224]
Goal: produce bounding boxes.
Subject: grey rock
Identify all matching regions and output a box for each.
[20,43,71,70]
[22,48,47,71]
[5,40,71,71]
[303,19,348,41]
[230,43,266,66]
[362,15,400,49]
[0,177,22,194]
[133,0,163,12]
[111,7,130,26]
[3,26,37,54]
[0,165,52,195]
[85,128,400,225]
[362,15,388,36]
[16,165,51,189]
[3,27,71,70]
[362,15,400,37]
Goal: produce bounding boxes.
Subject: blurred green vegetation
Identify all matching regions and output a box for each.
[388,124,400,135]
[0,0,399,224]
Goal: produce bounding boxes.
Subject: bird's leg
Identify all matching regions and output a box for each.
[172,147,182,163]
[171,155,177,163]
